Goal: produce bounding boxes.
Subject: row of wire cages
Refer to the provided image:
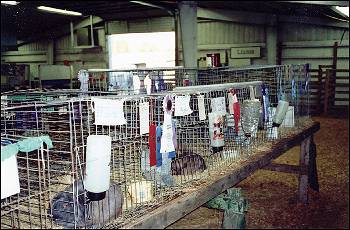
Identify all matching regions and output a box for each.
[1,80,265,229]
[76,67,199,93]
[197,64,311,129]
[1,64,311,229]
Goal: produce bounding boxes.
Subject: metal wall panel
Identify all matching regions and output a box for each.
[18,41,48,51]
[107,16,174,34]
[197,21,265,45]
[55,35,71,50]
[280,23,349,42]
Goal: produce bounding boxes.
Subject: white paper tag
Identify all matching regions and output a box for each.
[1,95,8,107]
[228,93,234,115]
[92,97,127,126]
[174,95,193,116]
[198,95,206,120]
[160,113,175,153]
[139,102,150,135]
[211,97,226,116]
[1,154,20,199]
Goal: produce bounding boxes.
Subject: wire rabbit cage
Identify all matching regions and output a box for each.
[1,64,311,229]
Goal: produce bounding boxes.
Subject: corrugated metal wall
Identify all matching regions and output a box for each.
[106,17,174,34]
[1,28,108,80]
[280,23,349,42]
[181,21,267,66]
[197,21,265,45]
[17,41,48,51]
[1,15,349,100]
[280,22,349,108]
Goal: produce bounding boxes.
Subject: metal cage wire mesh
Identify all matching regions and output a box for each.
[1,64,311,229]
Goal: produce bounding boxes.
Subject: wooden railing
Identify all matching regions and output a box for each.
[324,68,349,115]
[308,66,349,115]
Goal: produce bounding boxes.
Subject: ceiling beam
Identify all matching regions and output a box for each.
[279,1,349,6]
[73,15,103,30]
[197,7,268,25]
[17,15,103,47]
[279,14,349,28]
[129,1,174,15]
[198,7,349,28]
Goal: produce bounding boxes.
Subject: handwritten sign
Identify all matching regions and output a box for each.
[139,102,150,135]
[197,95,206,120]
[211,97,226,116]
[174,95,193,116]
[92,97,126,126]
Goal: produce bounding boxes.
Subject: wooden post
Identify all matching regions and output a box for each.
[308,135,319,192]
[331,42,338,111]
[317,65,323,114]
[298,136,311,204]
[324,69,330,115]
[332,42,338,71]
[277,41,282,65]
[174,11,180,67]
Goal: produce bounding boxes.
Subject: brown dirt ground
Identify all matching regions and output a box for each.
[167,116,349,229]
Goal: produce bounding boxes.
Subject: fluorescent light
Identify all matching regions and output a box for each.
[1,1,19,5]
[37,6,82,16]
[336,6,349,17]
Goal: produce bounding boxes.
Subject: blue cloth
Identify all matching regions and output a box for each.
[156,126,162,167]
[168,151,176,159]
[1,136,53,162]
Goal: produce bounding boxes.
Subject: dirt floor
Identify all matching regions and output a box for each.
[167,116,349,229]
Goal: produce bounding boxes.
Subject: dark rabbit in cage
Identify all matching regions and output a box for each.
[50,179,123,229]
[171,152,207,176]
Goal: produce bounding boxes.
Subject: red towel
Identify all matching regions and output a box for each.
[230,89,240,134]
[234,101,240,133]
[149,123,157,166]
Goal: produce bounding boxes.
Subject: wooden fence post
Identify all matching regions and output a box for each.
[324,69,330,115]
[317,65,323,114]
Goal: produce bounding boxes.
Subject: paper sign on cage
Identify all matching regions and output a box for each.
[174,95,193,116]
[92,97,126,126]
[139,102,150,135]
[228,93,234,115]
[211,97,226,116]
[197,95,206,120]
[1,155,20,199]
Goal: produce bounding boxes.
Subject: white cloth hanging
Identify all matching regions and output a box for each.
[92,97,126,126]
[1,154,20,199]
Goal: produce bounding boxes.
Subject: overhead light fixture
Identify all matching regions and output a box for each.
[37,6,82,16]
[1,1,19,5]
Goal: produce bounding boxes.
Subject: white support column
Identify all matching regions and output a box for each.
[266,15,277,65]
[178,1,197,70]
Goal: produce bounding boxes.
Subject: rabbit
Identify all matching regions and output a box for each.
[50,179,123,229]
[171,152,207,176]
